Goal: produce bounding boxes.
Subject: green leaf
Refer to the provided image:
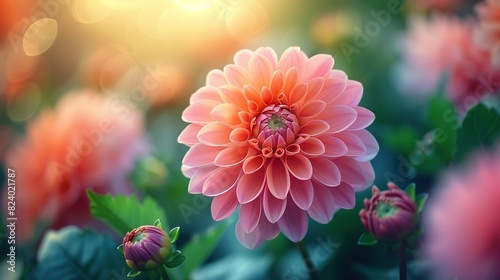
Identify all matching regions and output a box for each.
[87,190,169,236]
[381,125,420,154]
[357,232,378,246]
[165,253,186,268]
[426,96,457,161]
[169,227,180,243]
[415,194,429,213]
[180,220,231,278]
[154,219,163,230]
[127,270,142,278]
[455,103,500,162]
[405,183,416,201]
[34,227,126,280]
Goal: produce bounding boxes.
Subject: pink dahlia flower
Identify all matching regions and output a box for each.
[412,0,461,12]
[476,0,500,67]
[178,47,378,248]
[2,91,148,243]
[398,14,500,107]
[424,147,500,279]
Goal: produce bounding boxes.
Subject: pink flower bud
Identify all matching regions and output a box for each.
[123,225,172,271]
[359,182,418,242]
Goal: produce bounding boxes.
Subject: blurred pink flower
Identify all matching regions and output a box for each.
[412,0,461,12]
[476,0,500,67]
[424,147,500,279]
[398,14,500,107]
[3,91,148,243]
[178,46,378,249]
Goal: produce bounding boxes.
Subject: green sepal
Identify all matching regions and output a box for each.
[117,244,123,254]
[164,250,186,268]
[127,270,142,278]
[357,232,378,246]
[169,227,180,243]
[405,183,416,201]
[415,194,429,213]
[154,219,163,230]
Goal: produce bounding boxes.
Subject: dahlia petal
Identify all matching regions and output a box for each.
[311,157,341,186]
[249,53,273,88]
[299,100,326,118]
[188,166,219,194]
[257,216,280,240]
[235,221,264,249]
[190,86,222,103]
[285,154,313,180]
[279,47,307,77]
[177,124,202,146]
[224,64,252,88]
[211,187,238,220]
[218,85,248,110]
[318,135,348,157]
[307,184,336,224]
[206,69,227,87]
[316,78,347,104]
[197,123,232,146]
[202,166,240,196]
[322,105,357,133]
[290,176,314,210]
[267,158,290,199]
[234,49,253,68]
[336,158,374,191]
[328,182,355,209]
[183,144,223,167]
[305,77,324,100]
[261,87,274,106]
[243,85,262,104]
[214,146,248,167]
[255,47,279,69]
[182,101,218,123]
[242,155,266,174]
[210,103,242,126]
[347,107,375,131]
[270,70,284,95]
[299,120,330,136]
[229,128,250,145]
[263,188,287,223]
[277,196,308,242]
[329,69,347,79]
[283,67,298,95]
[300,137,326,156]
[350,130,379,161]
[237,168,266,204]
[333,80,363,106]
[289,83,308,105]
[240,197,262,232]
[302,54,334,82]
[336,132,368,156]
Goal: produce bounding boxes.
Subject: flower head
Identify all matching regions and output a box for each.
[476,0,500,67]
[123,225,172,271]
[360,182,418,242]
[424,147,500,280]
[178,46,378,248]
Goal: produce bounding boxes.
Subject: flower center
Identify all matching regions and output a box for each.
[268,114,285,130]
[130,228,146,243]
[375,201,398,218]
[250,104,299,151]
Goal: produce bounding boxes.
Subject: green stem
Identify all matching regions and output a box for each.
[399,244,407,280]
[159,265,170,280]
[296,241,319,280]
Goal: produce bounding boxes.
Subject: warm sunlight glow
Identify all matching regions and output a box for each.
[23,18,58,56]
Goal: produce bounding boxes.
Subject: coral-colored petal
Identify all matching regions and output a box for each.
[230,128,250,145]
[336,132,368,156]
[235,221,264,249]
[311,157,341,186]
[336,158,374,191]
[279,47,307,77]
[214,146,248,167]
[347,106,375,131]
[224,64,252,88]
[256,47,279,69]
[302,54,334,82]
[290,176,314,210]
[300,137,326,156]
[182,101,218,123]
[211,103,242,126]
[266,158,290,199]
[257,216,280,240]
[211,187,238,220]
[329,69,347,79]
[234,49,253,68]
[289,83,308,105]
[237,168,266,204]
[321,105,357,133]
[190,86,222,103]
[333,80,363,106]
[243,155,266,174]
[299,120,330,136]
[305,77,324,101]
[270,70,284,95]
[318,135,348,157]
[285,154,313,180]
[206,69,227,87]
[307,184,336,224]
[197,123,232,146]
[277,196,308,242]
[177,124,202,146]
[299,100,326,118]
[350,130,379,161]
[240,197,262,232]
[218,85,248,110]
[249,53,273,89]
[263,188,287,223]
[188,166,219,194]
[202,166,240,196]
[328,182,355,209]
[183,144,223,167]
[316,78,347,103]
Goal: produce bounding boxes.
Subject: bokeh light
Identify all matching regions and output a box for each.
[22,18,58,57]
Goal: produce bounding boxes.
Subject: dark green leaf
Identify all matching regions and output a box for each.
[87,190,168,236]
[405,183,416,201]
[357,232,378,246]
[34,227,125,280]
[455,103,500,162]
[415,194,428,213]
[169,227,180,243]
[165,254,186,268]
[426,96,457,161]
